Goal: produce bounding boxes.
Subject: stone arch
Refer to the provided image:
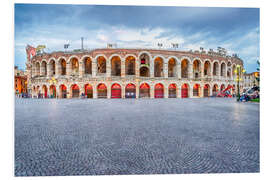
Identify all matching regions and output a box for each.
[59,84,67,98]
[84,84,93,98]
[203,60,211,76]
[96,55,107,75]
[41,60,47,76]
[220,62,226,77]
[168,57,177,77]
[97,83,107,98]
[70,57,79,75]
[35,61,40,76]
[125,55,136,75]
[154,83,164,98]
[181,83,189,98]
[213,61,219,76]
[139,52,151,66]
[212,84,219,96]
[139,82,150,98]
[181,57,191,78]
[125,83,136,98]
[192,58,202,78]
[140,66,150,77]
[82,56,92,75]
[48,58,56,77]
[58,57,67,75]
[70,84,80,98]
[168,83,177,98]
[49,85,56,98]
[110,55,121,76]
[154,56,164,77]
[111,83,122,98]
[193,83,201,97]
[42,85,48,98]
[203,84,210,97]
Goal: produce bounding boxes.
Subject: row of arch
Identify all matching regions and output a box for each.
[33,53,242,79]
[33,83,235,99]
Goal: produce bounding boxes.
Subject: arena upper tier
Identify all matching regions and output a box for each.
[26,48,244,98]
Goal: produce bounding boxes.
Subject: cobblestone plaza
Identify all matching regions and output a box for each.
[15,98,259,176]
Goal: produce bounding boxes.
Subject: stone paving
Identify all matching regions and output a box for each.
[14,98,259,176]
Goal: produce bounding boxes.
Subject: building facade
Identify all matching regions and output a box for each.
[14,66,27,94]
[243,72,260,90]
[26,48,244,98]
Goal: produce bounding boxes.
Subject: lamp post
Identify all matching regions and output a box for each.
[234,65,245,101]
[49,77,57,98]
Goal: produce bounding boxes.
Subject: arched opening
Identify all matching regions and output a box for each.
[71,84,80,98]
[212,84,218,97]
[154,57,164,77]
[42,85,47,98]
[49,60,56,76]
[111,56,121,76]
[84,57,92,75]
[97,56,106,75]
[139,53,150,66]
[49,85,56,98]
[59,58,66,75]
[213,62,219,76]
[125,56,135,75]
[140,67,150,77]
[181,59,189,78]
[41,61,47,76]
[221,63,226,77]
[181,84,189,98]
[154,83,164,98]
[203,84,210,97]
[111,83,122,98]
[97,83,107,98]
[193,59,201,78]
[232,65,236,79]
[35,62,40,76]
[60,84,67,98]
[193,84,200,97]
[168,84,177,98]
[84,84,93,98]
[168,58,177,77]
[71,58,79,75]
[220,84,225,91]
[36,86,40,98]
[125,83,136,98]
[227,68,231,78]
[204,61,211,76]
[139,83,150,98]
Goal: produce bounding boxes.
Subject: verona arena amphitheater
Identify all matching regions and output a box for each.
[26,48,244,99]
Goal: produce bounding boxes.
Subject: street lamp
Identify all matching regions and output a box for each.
[234,65,245,101]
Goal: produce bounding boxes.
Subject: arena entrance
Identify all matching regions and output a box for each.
[60,84,67,98]
[71,84,80,98]
[154,83,164,98]
[42,85,47,98]
[181,84,189,98]
[139,83,150,98]
[125,83,136,98]
[97,83,107,98]
[212,84,218,97]
[193,84,200,97]
[84,84,93,98]
[111,83,121,98]
[49,85,56,98]
[203,84,210,97]
[168,84,177,98]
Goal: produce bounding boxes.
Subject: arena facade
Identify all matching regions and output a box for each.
[26,47,244,99]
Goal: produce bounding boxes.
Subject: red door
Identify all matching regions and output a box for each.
[111,84,121,98]
[181,84,189,98]
[154,83,164,98]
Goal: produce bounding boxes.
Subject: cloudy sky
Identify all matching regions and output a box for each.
[14,4,259,73]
